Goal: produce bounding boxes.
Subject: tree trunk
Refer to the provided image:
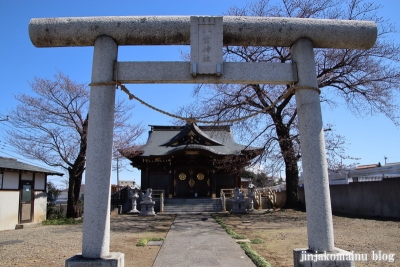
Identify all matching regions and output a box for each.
[283,153,300,209]
[66,168,83,218]
[66,115,88,218]
[272,115,301,209]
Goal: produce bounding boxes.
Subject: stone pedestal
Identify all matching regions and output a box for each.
[66,253,124,267]
[247,181,255,211]
[127,192,139,214]
[248,197,254,211]
[139,201,156,216]
[294,248,355,267]
[231,200,247,214]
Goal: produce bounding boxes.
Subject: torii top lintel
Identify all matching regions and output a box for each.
[29,16,377,50]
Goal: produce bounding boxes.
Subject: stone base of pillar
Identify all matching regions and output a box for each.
[66,252,124,267]
[294,248,355,267]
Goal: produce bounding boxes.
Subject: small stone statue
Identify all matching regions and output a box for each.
[139,188,156,216]
[239,190,245,201]
[232,187,247,214]
[143,188,153,202]
[234,187,245,200]
[234,187,240,200]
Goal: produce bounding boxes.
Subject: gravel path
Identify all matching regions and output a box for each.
[0,224,83,266]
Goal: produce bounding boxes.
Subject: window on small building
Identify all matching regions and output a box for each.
[0,172,3,189]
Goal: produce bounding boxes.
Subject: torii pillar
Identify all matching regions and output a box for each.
[69,36,124,266]
[291,38,351,266]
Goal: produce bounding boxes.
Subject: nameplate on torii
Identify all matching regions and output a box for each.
[190,16,223,76]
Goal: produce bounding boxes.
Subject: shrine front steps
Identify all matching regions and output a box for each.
[163,198,222,214]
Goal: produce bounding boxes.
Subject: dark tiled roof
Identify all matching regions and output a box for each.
[161,123,223,147]
[123,123,262,157]
[0,157,64,176]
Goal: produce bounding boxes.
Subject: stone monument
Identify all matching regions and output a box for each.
[127,182,140,214]
[231,187,247,214]
[139,188,156,216]
[247,181,256,211]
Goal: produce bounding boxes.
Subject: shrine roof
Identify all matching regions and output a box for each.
[122,123,262,158]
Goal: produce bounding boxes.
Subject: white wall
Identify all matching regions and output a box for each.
[0,191,19,231]
[2,172,19,189]
[34,191,47,223]
[34,173,45,190]
[21,172,33,181]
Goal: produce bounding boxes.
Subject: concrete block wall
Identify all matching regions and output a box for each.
[329,179,400,218]
[299,179,400,218]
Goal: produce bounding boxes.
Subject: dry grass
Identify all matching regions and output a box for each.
[2,211,399,267]
[215,210,400,267]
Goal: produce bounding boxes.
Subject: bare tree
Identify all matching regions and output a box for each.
[324,125,360,172]
[6,72,144,218]
[112,100,144,187]
[180,0,400,208]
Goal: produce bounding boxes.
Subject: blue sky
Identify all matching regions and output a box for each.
[0,0,399,188]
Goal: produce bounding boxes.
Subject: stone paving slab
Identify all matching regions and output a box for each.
[152,213,256,267]
[148,241,164,246]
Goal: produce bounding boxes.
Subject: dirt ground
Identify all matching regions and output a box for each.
[217,209,400,267]
[0,211,399,267]
[0,214,176,267]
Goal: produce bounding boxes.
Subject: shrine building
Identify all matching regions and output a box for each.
[121,123,263,198]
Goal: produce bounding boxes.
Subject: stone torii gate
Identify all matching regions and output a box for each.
[29,16,376,267]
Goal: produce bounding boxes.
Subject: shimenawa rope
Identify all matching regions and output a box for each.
[88,81,320,124]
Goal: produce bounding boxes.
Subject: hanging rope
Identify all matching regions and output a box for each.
[88,81,320,124]
[292,85,321,94]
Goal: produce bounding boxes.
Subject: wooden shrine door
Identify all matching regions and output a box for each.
[174,169,210,198]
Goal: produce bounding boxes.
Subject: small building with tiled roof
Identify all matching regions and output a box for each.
[0,157,63,231]
[121,123,263,198]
